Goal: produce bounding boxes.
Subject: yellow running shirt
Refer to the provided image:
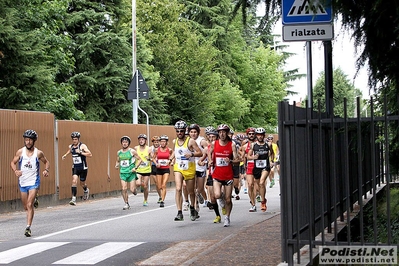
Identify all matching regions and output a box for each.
[135,146,151,174]
[174,137,196,180]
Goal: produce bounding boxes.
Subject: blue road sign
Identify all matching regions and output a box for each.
[282,0,332,25]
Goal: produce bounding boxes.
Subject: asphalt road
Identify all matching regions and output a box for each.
[0,179,281,266]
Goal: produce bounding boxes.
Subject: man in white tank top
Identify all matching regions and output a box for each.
[10,129,50,237]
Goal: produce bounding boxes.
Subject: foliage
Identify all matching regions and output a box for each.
[0,0,83,119]
[1,0,293,131]
[310,67,362,117]
[362,187,399,244]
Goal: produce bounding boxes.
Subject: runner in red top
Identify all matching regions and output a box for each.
[152,135,174,208]
[208,124,240,227]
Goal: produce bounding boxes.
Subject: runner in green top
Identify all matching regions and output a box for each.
[115,136,142,210]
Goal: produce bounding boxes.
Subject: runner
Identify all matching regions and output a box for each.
[198,127,222,222]
[173,120,203,221]
[247,127,272,212]
[240,127,257,212]
[208,124,240,227]
[150,136,162,203]
[267,134,279,188]
[153,135,174,207]
[135,134,152,206]
[62,131,92,206]
[188,123,208,213]
[10,130,50,237]
[115,136,143,210]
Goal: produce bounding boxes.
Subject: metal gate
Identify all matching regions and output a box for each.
[278,97,399,265]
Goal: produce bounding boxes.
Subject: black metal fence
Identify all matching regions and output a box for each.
[279,97,399,265]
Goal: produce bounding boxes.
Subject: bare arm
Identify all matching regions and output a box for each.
[198,146,208,166]
[247,143,258,160]
[133,150,142,171]
[78,144,92,157]
[37,150,50,177]
[10,148,23,177]
[115,150,120,169]
[169,148,175,165]
[231,142,240,163]
[187,138,202,158]
[62,145,71,160]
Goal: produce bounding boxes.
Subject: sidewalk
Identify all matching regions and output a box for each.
[184,213,282,265]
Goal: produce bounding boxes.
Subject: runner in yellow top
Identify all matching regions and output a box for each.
[173,120,203,222]
[135,134,152,206]
[267,134,278,188]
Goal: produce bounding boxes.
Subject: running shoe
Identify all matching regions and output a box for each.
[69,197,76,206]
[203,200,209,207]
[190,207,198,221]
[256,195,261,202]
[83,188,89,200]
[174,213,184,221]
[235,195,240,200]
[234,187,240,195]
[183,201,189,211]
[223,216,230,227]
[244,188,248,194]
[123,203,130,210]
[261,200,267,212]
[143,200,148,206]
[270,179,275,188]
[140,184,144,193]
[33,197,39,209]
[160,201,165,207]
[222,207,227,215]
[198,193,204,204]
[133,188,137,195]
[249,205,257,212]
[24,227,31,237]
[213,216,221,223]
[157,197,162,203]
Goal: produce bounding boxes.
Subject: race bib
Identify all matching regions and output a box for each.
[255,160,266,168]
[120,160,129,167]
[73,156,82,164]
[140,161,149,167]
[158,159,169,166]
[216,157,229,167]
[177,159,189,170]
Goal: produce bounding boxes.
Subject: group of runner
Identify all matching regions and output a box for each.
[11,123,279,237]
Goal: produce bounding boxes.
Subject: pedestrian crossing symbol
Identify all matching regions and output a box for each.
[282,0,332,25]
[288,0,326,16]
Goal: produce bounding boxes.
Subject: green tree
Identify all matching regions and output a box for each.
[138,0,246,127]
[311,67,362,117]
[64,0,134,122]
[0,0,82,119]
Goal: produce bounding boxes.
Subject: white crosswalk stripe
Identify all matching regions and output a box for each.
[53,242,144,265]
[0,242,70,263]
[0,242,144,265]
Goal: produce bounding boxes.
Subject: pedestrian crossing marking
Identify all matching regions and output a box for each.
[288,0,327,16]
[0,242,69,263]
[52,242,143,265]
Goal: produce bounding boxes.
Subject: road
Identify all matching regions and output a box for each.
[0,179,281,265]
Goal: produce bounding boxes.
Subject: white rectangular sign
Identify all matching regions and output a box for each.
[283,23,333,41]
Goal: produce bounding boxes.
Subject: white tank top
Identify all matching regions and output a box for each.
[195,136,207,172]
[19,147,40,187]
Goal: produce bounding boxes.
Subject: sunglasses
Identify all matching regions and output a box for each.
[176,129,185,133]
[248,133,255,135]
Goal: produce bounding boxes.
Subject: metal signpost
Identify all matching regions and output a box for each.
[128,69,150,139]
[282,0,334,113]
